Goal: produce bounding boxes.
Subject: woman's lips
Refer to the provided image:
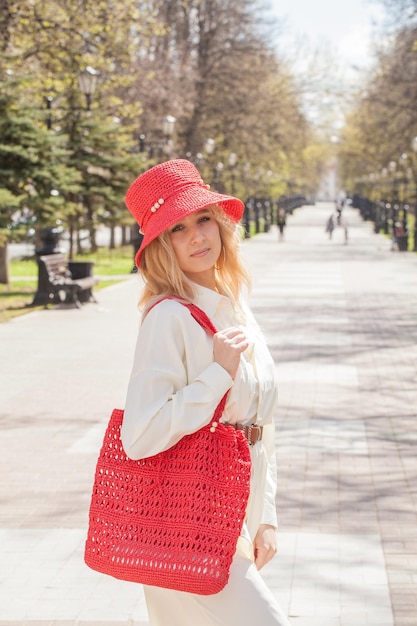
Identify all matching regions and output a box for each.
[191,248,210,257]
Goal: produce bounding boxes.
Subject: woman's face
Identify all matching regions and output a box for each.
[168,208,222,288]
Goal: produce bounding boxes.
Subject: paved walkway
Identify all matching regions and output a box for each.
[1,202,416,626]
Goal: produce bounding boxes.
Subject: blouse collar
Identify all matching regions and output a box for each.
[192,283,247,326]
[192,283,227,318]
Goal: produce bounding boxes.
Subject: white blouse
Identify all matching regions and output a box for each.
[122,284,279,541]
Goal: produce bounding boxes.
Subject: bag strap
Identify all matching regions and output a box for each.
[149,297,218,336]
[148,298,226,426]
[182,302,218,336]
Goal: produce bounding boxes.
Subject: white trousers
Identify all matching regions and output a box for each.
[144,552,291,626]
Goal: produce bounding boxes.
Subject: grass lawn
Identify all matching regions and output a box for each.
[1,246,135,323]
[0,281,41,323]
[10,245,135,277]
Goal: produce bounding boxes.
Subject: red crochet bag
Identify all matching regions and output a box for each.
[84,302,252,595]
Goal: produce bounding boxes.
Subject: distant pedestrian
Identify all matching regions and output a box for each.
[277,208,286,240]
[325,214,335,239]
[341,218,349,244]
[335,198,345,225]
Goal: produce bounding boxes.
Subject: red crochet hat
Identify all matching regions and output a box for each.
[125,159,244,267]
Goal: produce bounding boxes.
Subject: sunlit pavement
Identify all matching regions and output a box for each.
[1,202,416,626]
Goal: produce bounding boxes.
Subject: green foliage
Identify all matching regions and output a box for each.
[338,22,417,193]
[73,246,135,275]
[0,73,81,228]
[0,188,19,227]
[0,229,8,247]
[0,0,326,249]
[9,245,134,277]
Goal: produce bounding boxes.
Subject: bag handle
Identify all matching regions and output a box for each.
[149,298,226,427]
[149,297,218,335]
[182,302,218,336]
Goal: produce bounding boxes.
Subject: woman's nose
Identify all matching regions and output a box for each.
[190,225,204,243]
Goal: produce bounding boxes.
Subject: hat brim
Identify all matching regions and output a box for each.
[135,185,244,267]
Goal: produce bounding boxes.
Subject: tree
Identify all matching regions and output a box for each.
[1,0,320,247]
[132,0,311,198]
[0,72,81,282]
[338,23,417,191]
[2,0,148,252]
[0,188,19,284]
[376,0,417,26]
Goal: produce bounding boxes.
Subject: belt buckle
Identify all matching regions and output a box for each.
[228,422,261,445]
[247,423,261,446]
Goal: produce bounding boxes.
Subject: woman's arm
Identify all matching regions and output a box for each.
[121,300,233,459]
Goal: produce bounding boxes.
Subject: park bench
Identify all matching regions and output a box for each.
[38,253,99,309]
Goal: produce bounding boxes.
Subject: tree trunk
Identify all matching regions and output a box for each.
[76,229,82,255]
[87,202,97,252]
[68,217,75,259]
[109,224,116,249]
[0,244,9,285]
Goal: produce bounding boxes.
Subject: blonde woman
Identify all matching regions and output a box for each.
[121,159,291,626]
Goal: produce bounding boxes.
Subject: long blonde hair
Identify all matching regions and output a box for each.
[138,205,251,313]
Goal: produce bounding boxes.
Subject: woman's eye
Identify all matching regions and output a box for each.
[199,216,210,223]
[171,224,183,233]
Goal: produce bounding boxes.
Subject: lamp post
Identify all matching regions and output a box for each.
[412,137,417,251]
[162,115,176,160]
[45,66,98,129]
[40,66,99,271]
[45,96,53,130]
[388,160,398,236]
[200,138,215,184]
[380,168,389,234]
[137,116,176,162]
[398,152,409,237]
[77,66,99,111]
[213,162,224,192]
[162,115,176,138]
[204,138,215,156]
[228,152,237,195]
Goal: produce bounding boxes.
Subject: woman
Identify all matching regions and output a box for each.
[121,159,291,626]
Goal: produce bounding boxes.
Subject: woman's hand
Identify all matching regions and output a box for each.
[253,524,277,570]
[213,327,249,379]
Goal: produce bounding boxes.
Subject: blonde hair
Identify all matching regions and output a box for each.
[138,205,251,313]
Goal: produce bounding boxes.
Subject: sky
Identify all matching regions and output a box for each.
[263,0,388,133]
[267,0,387,72]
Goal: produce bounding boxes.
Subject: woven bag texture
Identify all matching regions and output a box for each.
[84,302,252,595]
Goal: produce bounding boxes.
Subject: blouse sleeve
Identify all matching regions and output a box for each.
[260,423,278,528]
[121,300,233,460]
[242,300,279,531]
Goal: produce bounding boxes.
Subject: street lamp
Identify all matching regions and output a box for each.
[387,160,398,238]
[228,152,237,168]
[398,152,412,238]
[45,66,98,127]
[204,138,215,156]
[45,96,53,130]
[411,137,417,250]
[228,152,237,195]
[162,115,176,140]
[161,115,176,160]
[201,138,215,182]
[136,117,176,162]
[213,162,224,192]
[77,66,99,111]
